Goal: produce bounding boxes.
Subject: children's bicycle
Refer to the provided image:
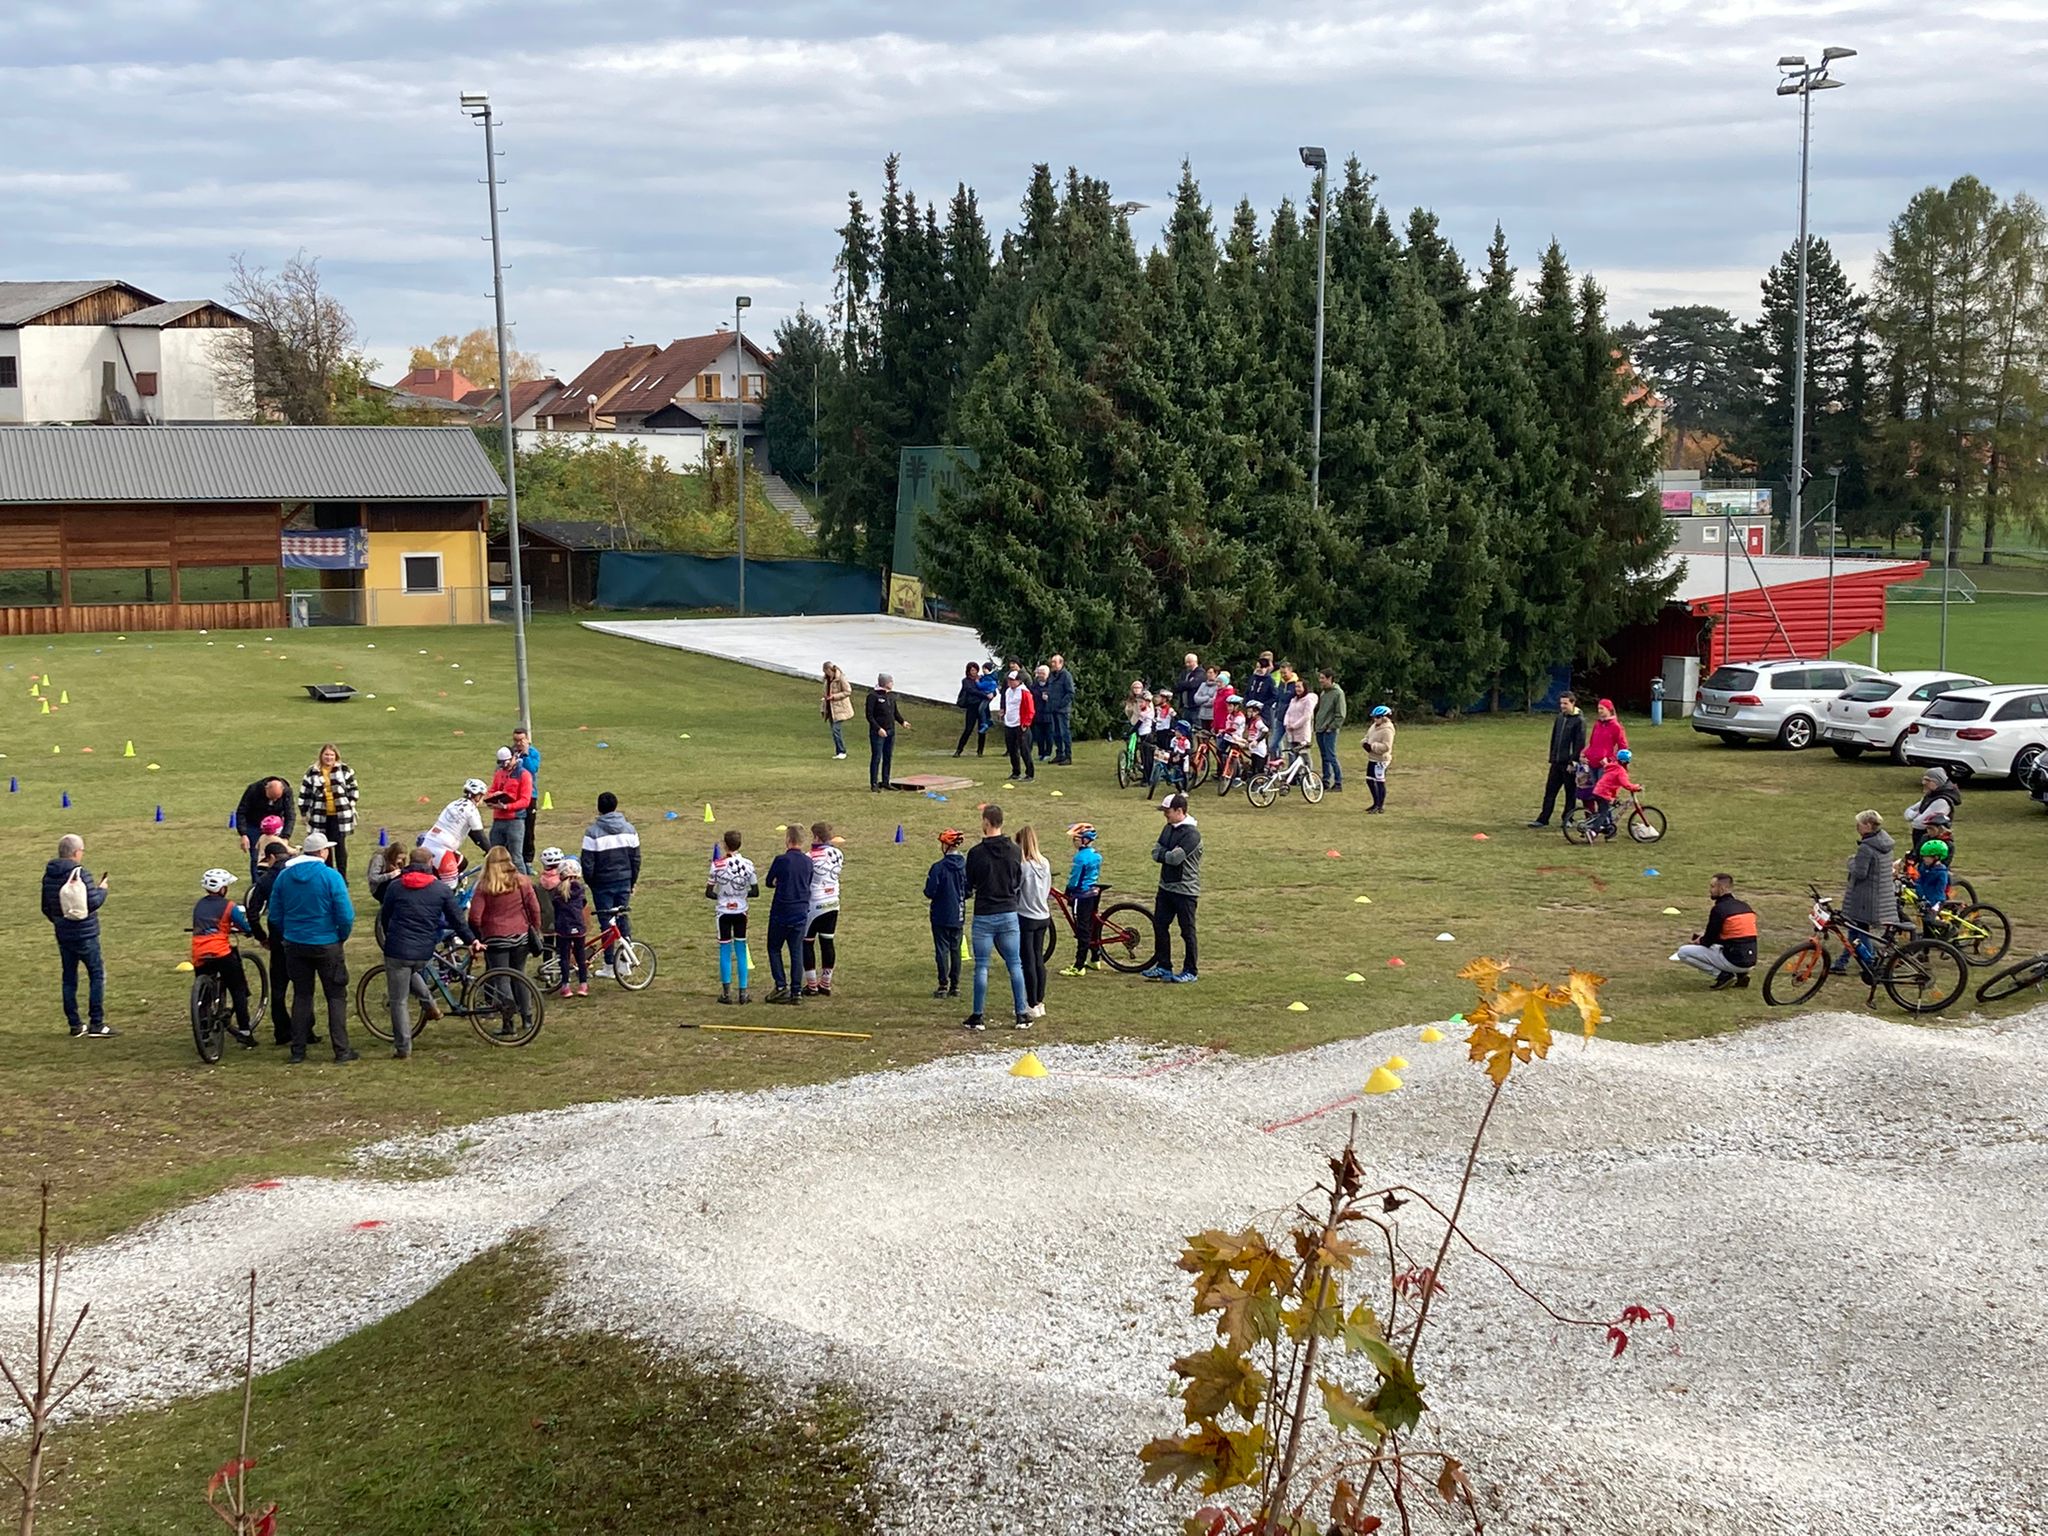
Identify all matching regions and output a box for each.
[1114,730,1145,789]
[1897,885,2010,967]
[1760,886,1968,1014]
[1975,950,2048,1003]
[537,907,658,991]
[1183,730,1217,791]
[1247,749,1324,807]
[1214,741,1257,797]
[190,953,269,1064]
[353,941,547,1047]
[1563,789,1666,844]
[1034,884,1154,972]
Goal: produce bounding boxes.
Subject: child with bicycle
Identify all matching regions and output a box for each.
[1152,715,1194,799]
[553,857,592,997]
[1899,836,1953,933]
[1061,824,1103,974]
[1587,749,1643,841]
[191,867,258,1048]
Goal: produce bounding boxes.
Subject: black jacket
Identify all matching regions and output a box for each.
[246,861,285,946]
[376,869,477,964]
[1547,711,1587,766]
[867,689,906,733]
[1045,667,1075,711]
[1176,665,1205,719]
[234,780,297,842]
[41,858,107,943]
[965,834,1023,914]
[955,677,983,711]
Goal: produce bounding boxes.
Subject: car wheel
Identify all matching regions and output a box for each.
[1779,714,1817,750]
[1888,733,1910,765]
[1830,743,1863,761]
[2011,745,2045,785]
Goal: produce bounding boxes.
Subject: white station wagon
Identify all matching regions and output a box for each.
[1819,671,1989,762]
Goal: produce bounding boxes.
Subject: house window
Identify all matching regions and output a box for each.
[401,553,444,594]
[1702,522,1721,542]
[697,373,722,401]
[179,564,282,602]
[0,569,59,606]
[0,356,17,389]
[70,567,172,605]
[743,373,764,400]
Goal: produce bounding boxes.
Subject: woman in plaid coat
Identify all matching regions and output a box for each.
[298,743,361,878]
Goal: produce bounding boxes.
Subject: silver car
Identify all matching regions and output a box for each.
[1690,659,1882,749]
[1819,670,1988,762]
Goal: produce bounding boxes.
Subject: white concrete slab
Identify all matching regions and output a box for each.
[581,614,1000,704]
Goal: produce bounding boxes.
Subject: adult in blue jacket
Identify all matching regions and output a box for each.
[512,726,541,866]
[41,833,114,1037]
[1044,654,1076,766]
[268,831,358,1063]
[376,846,479,1058]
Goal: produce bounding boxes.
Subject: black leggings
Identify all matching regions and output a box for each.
[955,707,986,755]
[1018,916,1050,1006]
[1071,890,1100,966]
[804,910,839,974]
[197,953,251,1030]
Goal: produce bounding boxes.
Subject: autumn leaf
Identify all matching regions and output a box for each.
[1339,1301,1385,1357]
[1567,968,1607,1035]
[1331,1480,1386,1534]
[1193,1275,1258,1351]
[1319,1376,1388,1440]
[1141,1426,1235,1490]
[1436,1456,1475,1508]
[1246,1291,1285,1347]
[1366,1353,1427,1432]
[1465,1017,1525,1085]
[1519,993,1554,1060]
[1456,956,1507,993]
[1173,1345,1268,1424]
[1607,1326,1629,1358]
[1235,1231,1293,1298]
[206,1458,256,1501]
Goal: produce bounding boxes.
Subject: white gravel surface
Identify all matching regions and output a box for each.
[7,1010,2047,1534]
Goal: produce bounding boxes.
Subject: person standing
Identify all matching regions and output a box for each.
[1060,823,1102,975]
[1672,873,1759,990]
[375,846,478,1057]
[764,824,814,1003]
[1362,706,1396,814]
[234,776,296,883]
[1145,794,1202,983]
[707,830,759,1005]
[1834,811,1897,975]
[466,846,541,1036]
[1209,671,1237,734]
[1045,654,1075,765]
[1030,665,1054,764]
[1283,676,1318,764]
[512,726,542,868]
[1194,666,1220,729]
[1242,653,1279,738]
[1586,698,1628,771]
[1000,665,1037,782]
[924,829,968,998]
[1015,824,1053,1021]
[868,672,908,792]
[297,744,360,879]
[246,834,296,1044]
[802,822,844,996]
[1528,692,1588,828]
[1313,669,1347,791]
[268,831,358,1064]
[953,662,987,757]
[579,792,642,978]
[485,746,534,872]
[821,662,854,760]
[962,802,1030,1031]
[41,833,113,1038]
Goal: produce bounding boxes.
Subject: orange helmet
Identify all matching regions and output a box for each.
[937,828,966,849]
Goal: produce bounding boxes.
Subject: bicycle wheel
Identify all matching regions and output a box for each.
[1951,876,1978,909]
[245,952,269,1021]
[1882,939,1968,1014]
[1976,952,2048,1003]
[610,937,658,991]
[354,964,395,1041]
[1114,744,1133,789]
[1215,758,1238,797]
[1562,810,1593,845]
[1187,744,1213,791]
[1301,770,1325,805]
[1762,941,1831,1006]
[464,967,544,1046]
[1246,773,1279,808]
[1949,904,2011,967]
[1094,902,1155,973]
[190,976,225,1064]
[1036,922,1059,966]
[1627,805,1667,843]
[536,950,563,990]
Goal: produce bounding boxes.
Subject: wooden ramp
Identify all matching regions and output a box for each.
[889,772,977,793]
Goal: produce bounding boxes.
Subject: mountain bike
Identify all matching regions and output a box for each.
[1034,883,1154,973]
[1114,729,1144,789]
[1897,885,2010,967]
[371,858,482,948]
[1214,740,1257,798]
[538,906,657,991]
[1975,950,2048,1003]
[1184,730,1217,792]
[1760,886,1968,1014]
[1247,748,1324,807]
[1563,789,1666,845]
[353,941,546,1047]
[191,953,269,1065]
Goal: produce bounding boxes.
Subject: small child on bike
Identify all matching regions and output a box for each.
[1904,837,1953,932]
[1152,716,1194,799]
[1062,824,1103,975]
[1242,700,1271,779]
[553,857,591,997]
[924,828,968,998]
[1588,749,1643,841]
[191,867,256,1047]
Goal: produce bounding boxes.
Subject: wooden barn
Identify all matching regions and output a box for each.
[0,425,504,634]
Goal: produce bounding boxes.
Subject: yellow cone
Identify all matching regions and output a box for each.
[28,684,38,698]
[1286,1001,1309,1012]
[1002,783,1015,790]
[40,699,50,715]
[961,935,972,959]
[58,691,68,705]
[703,803,715,822]
[1353,894,1372,905]
[50,743,59,753]
[1010,1052,1047,1079]
[1344,972,1366,982]
[1662,907,1683,916]
[1050,789,1064,797]
[176,960,194,972]
[147,762,161,771]
[1385,1055,1409,1071]
[1363,1066,1403,1095]
[123,740,135,758]
[42,674,50,686]
[1419,1026,1446,1043]
[540,791,553,811]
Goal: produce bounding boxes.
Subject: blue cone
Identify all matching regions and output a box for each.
[664,810,679,820]
[1643,868,1660,877]
[61,790,70,808]
[227,813,237,829]
[7,777,15,793]
[894,824,904,844]
[155,805,164,823]
[378,827,389,847]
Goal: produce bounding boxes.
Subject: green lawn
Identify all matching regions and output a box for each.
[1835,591,2048,681]
[5,613,2048,1256]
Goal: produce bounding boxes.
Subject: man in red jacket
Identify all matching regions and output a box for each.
[1000,664,1037,782]
[485,745,535,872]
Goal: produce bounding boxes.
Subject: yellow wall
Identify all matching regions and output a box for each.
[364,529,489,626]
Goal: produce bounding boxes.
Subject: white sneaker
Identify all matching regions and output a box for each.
[834,752,847,759]
[592,965,614,979]
[1030,1002,1046,1019]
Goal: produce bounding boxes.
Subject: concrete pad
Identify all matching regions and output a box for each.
[582,615,998,705]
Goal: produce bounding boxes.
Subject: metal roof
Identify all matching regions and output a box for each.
[111,300,241,327]
[1668,552,1926,605]
[0,281,160,325]
[0,426,507,504]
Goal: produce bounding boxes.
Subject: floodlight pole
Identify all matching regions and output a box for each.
[1940,505,1953,668]
[464,91,531,731]
[1300,146,1329,515]
[735,295,751,617]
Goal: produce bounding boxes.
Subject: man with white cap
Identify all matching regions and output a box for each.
[267,830,358,1064]
[485,744,535,872]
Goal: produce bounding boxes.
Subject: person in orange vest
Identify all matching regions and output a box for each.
[1672,872,1759,990]
[191,867,258,1045]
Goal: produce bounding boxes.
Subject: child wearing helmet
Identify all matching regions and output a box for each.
[1589,748,1644,841]
[534,847,565,965]
[1361,705,1396,815]
[1061,824,1103,975]
[420,781,491,883]
[924,829,969,998]
[1241,700,1270,780]
[191,868,257,1046]
[553,857,591,997]
[1906,836,1953,930]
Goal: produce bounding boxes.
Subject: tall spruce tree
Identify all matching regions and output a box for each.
[1737,237,1868,532]
[1638,305,1749,470]
[816,190,889,563]
[760,306,831,495]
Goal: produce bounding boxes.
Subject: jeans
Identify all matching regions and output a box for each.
[483,938,534,1026]
[971,911,1028,1017]
[1151,890,1199,976]
[1675,943,1748,978]
[487,818,529,873]
[1050,708,1072,761]
[1536,762,1577,824]
[869,728,894,789]
[931,919,962,991]
[1032,717,1053,760]
[593,886,633,963]
[264,932,292,1041]
[829,718,846,755]
[1367,759,1387,812]
[521,808,537,867]
[1005,724,1034,779]
[767,921,805,991]
[1316,729,1342,788]
[56,936,106,1030]
[285,940,351,1058]
[384,960,427,1052]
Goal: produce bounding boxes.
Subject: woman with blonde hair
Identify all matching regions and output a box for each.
[820,662,854,760]
[467,845,542,1033]
[297,743,360,878]
[1015,824,1053,1021]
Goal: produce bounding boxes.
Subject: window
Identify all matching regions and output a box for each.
[401,553,444,594]
[1911,679,1976,701]
[1702,522,1721,542]
[178,564,281,602]
[743,373,764,400]
[1808,668,1849,691]
[1842,679,1899,703]
[0,569,59,606]
[1704,667,1757,692]
[69,567,171,605]
[1992,693,2048,722]
[1769,670,1811,690]
[696,373,722,401]
[0,356,17,389]
[1923,696,1989,723]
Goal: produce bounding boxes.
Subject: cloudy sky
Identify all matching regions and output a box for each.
[5,1,2041,382]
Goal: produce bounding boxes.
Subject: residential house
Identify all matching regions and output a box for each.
[462,375,565,429]
[0,280,253,425]
[536,331,774,463]
[534,343,660,431]
[388,366,480,401]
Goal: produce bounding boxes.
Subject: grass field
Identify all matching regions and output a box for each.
[5,611,2048,1255]
[1834,590,2048,681]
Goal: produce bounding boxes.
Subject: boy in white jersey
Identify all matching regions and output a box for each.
[705,829,759,1005]
[802,821,846,996]
[420,779,490,882]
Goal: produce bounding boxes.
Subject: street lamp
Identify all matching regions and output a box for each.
[734,295,751,618]
[1775,46,1854,558]
[1298,146,1328,515]
[460,89,533,734]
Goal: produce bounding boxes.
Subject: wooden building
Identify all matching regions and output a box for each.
[0,425,504,634]
[488,518,619,610]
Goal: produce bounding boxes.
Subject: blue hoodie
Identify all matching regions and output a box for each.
[41,857,107,944]
[266,855,356,946]
[924,850,967,927]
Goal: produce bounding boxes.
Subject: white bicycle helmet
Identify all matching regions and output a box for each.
[462,777,488,797]
[539,846,565,869]
[201,867,237,894]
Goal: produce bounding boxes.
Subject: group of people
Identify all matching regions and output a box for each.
[947,656,1078,781]
[1529,692,1642,837]
[703,820,842,1006]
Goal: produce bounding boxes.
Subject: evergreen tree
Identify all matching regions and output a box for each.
[816,190,890,563]
[1638,305,1750,470]
[760,307,831,496]
[1404,208,1473,331]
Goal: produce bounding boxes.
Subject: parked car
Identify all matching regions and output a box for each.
[2025,752,2048,807]
[1690,659,1882,749]
[1902,684,2048,783]
[1819,671,1989,762]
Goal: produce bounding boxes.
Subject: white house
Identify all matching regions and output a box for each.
[0,281,254,425]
